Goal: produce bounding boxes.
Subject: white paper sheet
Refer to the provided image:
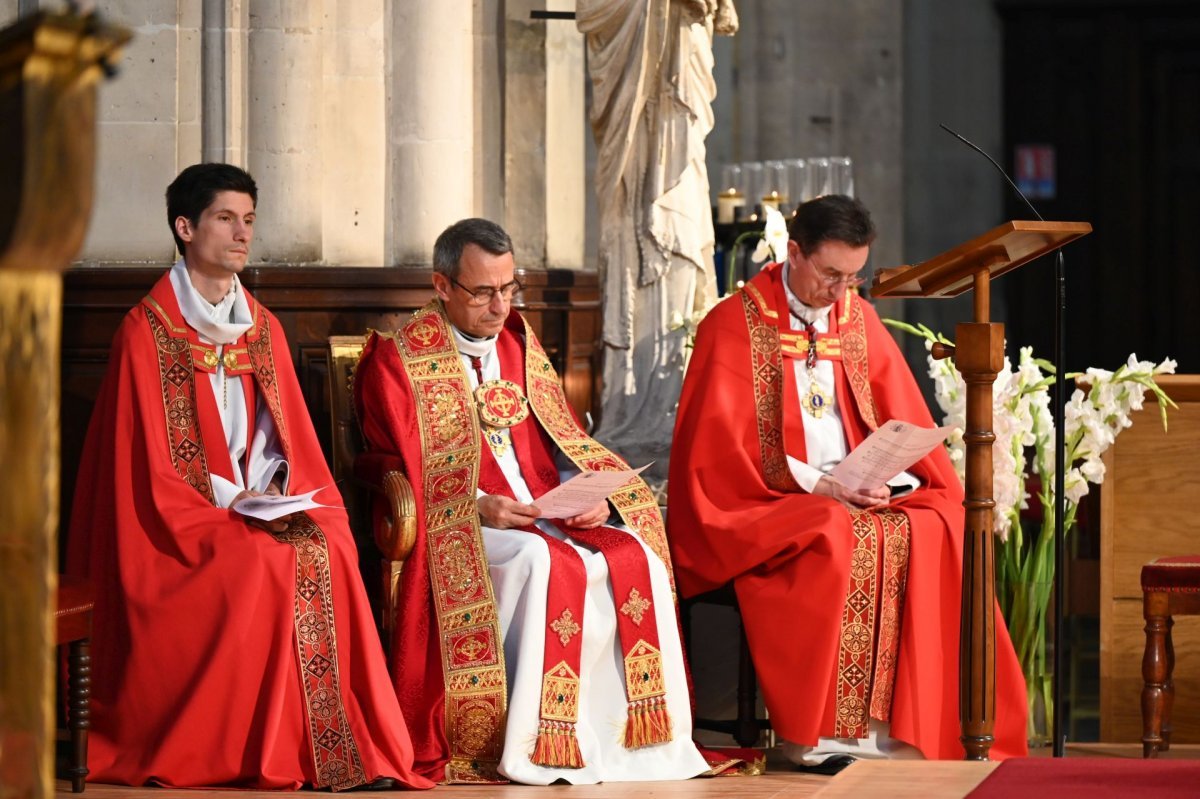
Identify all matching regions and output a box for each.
[829,420,954,492]
[534,464,651,519]
[232,485,338,522]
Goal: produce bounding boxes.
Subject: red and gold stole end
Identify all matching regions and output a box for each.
[622,639,673,748]
[531,661,584,768]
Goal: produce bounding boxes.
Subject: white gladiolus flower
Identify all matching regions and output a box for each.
[869,327,1186,745]
[1155,358,1178,375]
[750,206,790,264]
[886,320,1175,547]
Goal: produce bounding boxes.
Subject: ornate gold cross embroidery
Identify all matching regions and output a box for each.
[620,587,651,625]
[550,608,581,646]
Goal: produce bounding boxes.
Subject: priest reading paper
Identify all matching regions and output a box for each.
[668,196,1029,774]
[353,219,718,784]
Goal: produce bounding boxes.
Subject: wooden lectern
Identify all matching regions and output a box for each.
[872,220,1091,760]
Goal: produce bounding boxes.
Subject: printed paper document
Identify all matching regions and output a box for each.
[535,464,651,519]
[232,485,339,522]
[830,420,954,492]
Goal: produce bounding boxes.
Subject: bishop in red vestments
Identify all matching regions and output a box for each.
[668,196,1027,768]
[66,164,431,791]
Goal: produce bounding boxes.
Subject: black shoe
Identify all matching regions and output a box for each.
[344,777,400,791]
[793,754,857,775]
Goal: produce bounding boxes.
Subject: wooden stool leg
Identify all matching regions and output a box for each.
[1142,591,1169,758]
[735,622,758,748]
[1163,615,1176,752]
[67,638,91,792]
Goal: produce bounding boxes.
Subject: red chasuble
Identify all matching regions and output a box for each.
[667,262,1028,760]
[65,273,432,791]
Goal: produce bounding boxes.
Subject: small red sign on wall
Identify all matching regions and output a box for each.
[1015,144,1056,200]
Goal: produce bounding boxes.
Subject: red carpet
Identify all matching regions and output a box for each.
[967,757,1200,797]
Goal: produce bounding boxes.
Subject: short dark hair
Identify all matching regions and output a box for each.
[788,194,876,256]
[165,163,258,255]
[432,218,514,279]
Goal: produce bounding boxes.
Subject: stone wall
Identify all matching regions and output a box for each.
[705,0,1006,393]
[706,0,905,276]
[0,1,586,269]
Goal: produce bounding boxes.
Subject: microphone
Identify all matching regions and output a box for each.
[938,123,1044,222]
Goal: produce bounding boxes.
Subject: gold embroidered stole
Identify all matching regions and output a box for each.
[145,302,218,502]
[514,315,676,754]
[143,293,367,789]
[518,315,675,587]
[390,303,507,783]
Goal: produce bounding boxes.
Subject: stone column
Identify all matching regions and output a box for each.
[247,0,323,263]
[321,0,386,265]
[504,0,548,268]
[202,0,249,166]
[386,1,476,265]
[77,3,201,264]
[544,0,585,269]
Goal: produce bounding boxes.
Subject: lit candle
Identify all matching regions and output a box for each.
[717,188,745,224]
[761,190,785,213]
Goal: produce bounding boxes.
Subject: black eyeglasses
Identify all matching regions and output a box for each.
[448,276,524,306]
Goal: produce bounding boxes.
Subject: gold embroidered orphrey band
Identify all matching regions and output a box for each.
[834,510,911,738]
[740,280,881,475]
[145,298,366,789]
[393,304,508,784]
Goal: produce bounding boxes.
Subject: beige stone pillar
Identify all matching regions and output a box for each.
[543,0,585,269]
[78,4,201,264]
[202,0,249,166]
[247,0,323,262]
[386,0,476,265]
[321,0,386,265]
[499,1,585,270]
[503,0,548,268]
[473,0,504,227]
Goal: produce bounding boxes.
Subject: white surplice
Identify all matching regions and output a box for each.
[169,260,288,507]
[453,327,708,785]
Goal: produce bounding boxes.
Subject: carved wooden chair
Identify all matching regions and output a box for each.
[327,335,419,651]
[1140,555,1200,757]
[680,585,772,748]
[55,575,94,792]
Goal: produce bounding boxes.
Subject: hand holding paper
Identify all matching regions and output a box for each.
[232,485,339,522]
[829,420,954,492]
[534,464,650,519]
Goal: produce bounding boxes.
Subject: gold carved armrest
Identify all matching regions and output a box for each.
[374,467,418,564]
[354,451,418,644]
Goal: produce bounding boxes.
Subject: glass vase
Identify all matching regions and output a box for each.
[997,577,1054,748]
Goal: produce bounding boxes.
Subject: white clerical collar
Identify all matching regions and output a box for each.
[169,259,253,345]
[452,325,498,359]
[782,261,833,327]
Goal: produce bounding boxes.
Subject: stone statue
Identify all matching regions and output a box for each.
[578,0,738,481]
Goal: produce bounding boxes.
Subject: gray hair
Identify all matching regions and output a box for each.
[432,218,514,279]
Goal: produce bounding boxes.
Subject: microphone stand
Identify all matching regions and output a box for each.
[939,124,1069,758]
[1052,248,1066,758]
